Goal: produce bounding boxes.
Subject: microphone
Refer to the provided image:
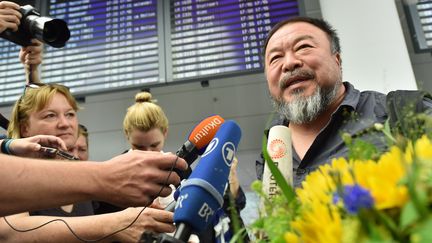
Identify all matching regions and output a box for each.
[262,125,293,198]
[174,115,224,179]
[163,187,180,212]
[173,120,241,242]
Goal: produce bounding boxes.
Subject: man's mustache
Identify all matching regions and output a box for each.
[279,69,315,90]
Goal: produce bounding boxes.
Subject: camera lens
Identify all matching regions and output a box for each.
[25,15,70,48]
[0,5,70,48]
[43,19,70,47]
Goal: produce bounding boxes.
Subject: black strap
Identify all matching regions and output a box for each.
[0,113,9,130]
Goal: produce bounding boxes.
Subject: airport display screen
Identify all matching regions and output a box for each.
[168,0,299,81]
[404,0,432,53]
[0,0,301,104]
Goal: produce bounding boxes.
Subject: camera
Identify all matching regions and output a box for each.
[0,5,70,48]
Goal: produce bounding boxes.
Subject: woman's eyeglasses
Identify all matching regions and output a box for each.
[18,82,69,105]
[22,82,46,93]
[23,82,69,94]
[16,83,46,106]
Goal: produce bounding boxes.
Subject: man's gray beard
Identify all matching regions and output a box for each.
[272,83,341,124]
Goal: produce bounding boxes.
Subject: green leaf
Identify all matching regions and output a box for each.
[383,119,397,145]
[229,227,249,243]
[411,216,432,243]
[406,159,429,219]
[374,209,403,240]
[347,139,379,161]
[250,180,263,194]
[400,200,420,229]
[261,134,296,202]
[250,218,264,228]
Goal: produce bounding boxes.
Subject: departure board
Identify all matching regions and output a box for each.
[168,0,300,81]
[0,0,36,104]
[404,0,432,52]
[0,0,302,105]
[0,40,24,103]
[42,0,161,94]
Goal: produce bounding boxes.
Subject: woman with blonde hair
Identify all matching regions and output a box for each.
[123,91,169,152]
[95,91,177,214]
[7,83,79,149]
[1,85,177,242]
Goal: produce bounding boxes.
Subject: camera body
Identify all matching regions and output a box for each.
[0,5,70,48]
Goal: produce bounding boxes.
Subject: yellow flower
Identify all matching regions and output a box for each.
[331,157,355,185]
[285,232,299,243]
[415,135,432,160]
[414,135,432,183]
[341,218,361,243]
[297,164,335,205]
[291,160,347,243]
[405,141,414,163]
[297,158,356,206]
[290,200,342,243]
[354,147,408,209]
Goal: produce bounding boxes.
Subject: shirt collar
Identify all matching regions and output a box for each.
[339,81,360,110]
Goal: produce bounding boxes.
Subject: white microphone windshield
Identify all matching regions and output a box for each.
[262,125,293,198]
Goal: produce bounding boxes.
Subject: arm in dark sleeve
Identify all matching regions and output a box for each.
[222,184,245,211]
[234,185,246,211]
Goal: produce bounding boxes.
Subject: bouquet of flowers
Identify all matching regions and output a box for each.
[248,114,432,243]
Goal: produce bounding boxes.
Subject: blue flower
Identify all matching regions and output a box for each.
[334,184,374,214]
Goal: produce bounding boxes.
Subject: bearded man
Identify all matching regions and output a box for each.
[256,16,432,187]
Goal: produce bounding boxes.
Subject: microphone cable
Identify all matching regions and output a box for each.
[3,155,180,242]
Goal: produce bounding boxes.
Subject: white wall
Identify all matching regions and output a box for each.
[320,0,417,92]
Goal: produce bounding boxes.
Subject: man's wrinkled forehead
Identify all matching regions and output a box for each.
[267,23,322,49]
[267,35,315,59]
[271,22,333,49]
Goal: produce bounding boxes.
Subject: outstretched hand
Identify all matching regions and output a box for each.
[99,150,188,207]
[113,207,175,242]
[7,135,67,158]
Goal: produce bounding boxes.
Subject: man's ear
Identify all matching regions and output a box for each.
[335,52,342,67]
